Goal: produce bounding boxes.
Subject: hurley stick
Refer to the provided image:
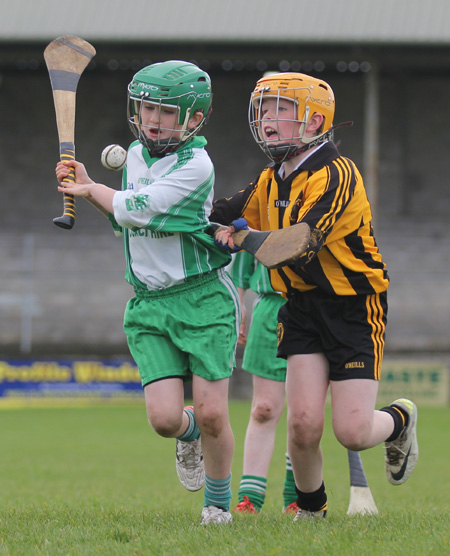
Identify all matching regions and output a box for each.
[209,222,311,269]
[44,36,96,229]
[347,450,378,515]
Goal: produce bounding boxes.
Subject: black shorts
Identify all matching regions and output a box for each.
[276,289,387,381]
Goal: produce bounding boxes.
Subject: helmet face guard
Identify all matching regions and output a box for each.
[128,93,203,157]
[127,60,212,157]
[248,72,335,163]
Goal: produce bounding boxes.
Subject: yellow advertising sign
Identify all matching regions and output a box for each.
[377,359,449,406]
[0,359,143,408]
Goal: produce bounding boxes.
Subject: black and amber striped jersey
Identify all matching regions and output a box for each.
[211,142,389,297]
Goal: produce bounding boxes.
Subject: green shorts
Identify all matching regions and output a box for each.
[124,269,240,386]
[242,293,287,382]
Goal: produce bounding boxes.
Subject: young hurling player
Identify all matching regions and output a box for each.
[231,250,375,516]
[211,72,418,520]
[55,60,239,525]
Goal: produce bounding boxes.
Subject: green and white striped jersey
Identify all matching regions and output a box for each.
[111,137,231,290]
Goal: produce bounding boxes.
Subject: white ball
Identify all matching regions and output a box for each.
[101,144,127,171]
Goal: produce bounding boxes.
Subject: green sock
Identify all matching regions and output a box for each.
[204,474,232,511]
[238,475,267,511]
[176,407,200,442]
[282,453,297,508]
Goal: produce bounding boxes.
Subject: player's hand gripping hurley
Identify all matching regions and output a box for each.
[44,36,96,229]
[209,220,311,269]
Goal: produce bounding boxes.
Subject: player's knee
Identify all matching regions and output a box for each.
[147,408,181,438]
[196,406,225,438]
[289,412,323,449]
[251,400,279,425]
[333,421,370,450]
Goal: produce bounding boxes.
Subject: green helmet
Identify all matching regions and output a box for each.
[127,60,213,156]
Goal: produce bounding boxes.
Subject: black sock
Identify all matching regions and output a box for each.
[380,404,408,442]
[295,482,327,512]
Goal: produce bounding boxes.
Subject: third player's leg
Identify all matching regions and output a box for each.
[243,375,286,477]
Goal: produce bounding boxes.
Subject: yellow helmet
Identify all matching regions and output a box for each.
[249,72,335,163]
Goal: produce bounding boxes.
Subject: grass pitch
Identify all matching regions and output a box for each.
[0,402,449,555]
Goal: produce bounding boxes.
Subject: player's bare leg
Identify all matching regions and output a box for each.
[144,379,205,491]
[286,353,329,492]
[193,375,234,478]
[193,375,234,524]
[286,353,329,518]
[243,376,286,476]
[330,379,394,450]
[331,380,419,486]
[144,377,187,437]
[234,376,286,513]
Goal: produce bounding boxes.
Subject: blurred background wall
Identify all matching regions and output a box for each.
[1,0,450,359]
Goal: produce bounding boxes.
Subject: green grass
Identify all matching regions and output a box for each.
[0,402,449,555]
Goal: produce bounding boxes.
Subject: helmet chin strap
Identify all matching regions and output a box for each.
[139,133,174,158]
[269,121,353,163]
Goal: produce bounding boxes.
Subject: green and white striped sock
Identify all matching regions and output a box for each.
[283,453,297,508]
[204,474,232,511]
[176,407,200,442]
[238,475,267,511]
